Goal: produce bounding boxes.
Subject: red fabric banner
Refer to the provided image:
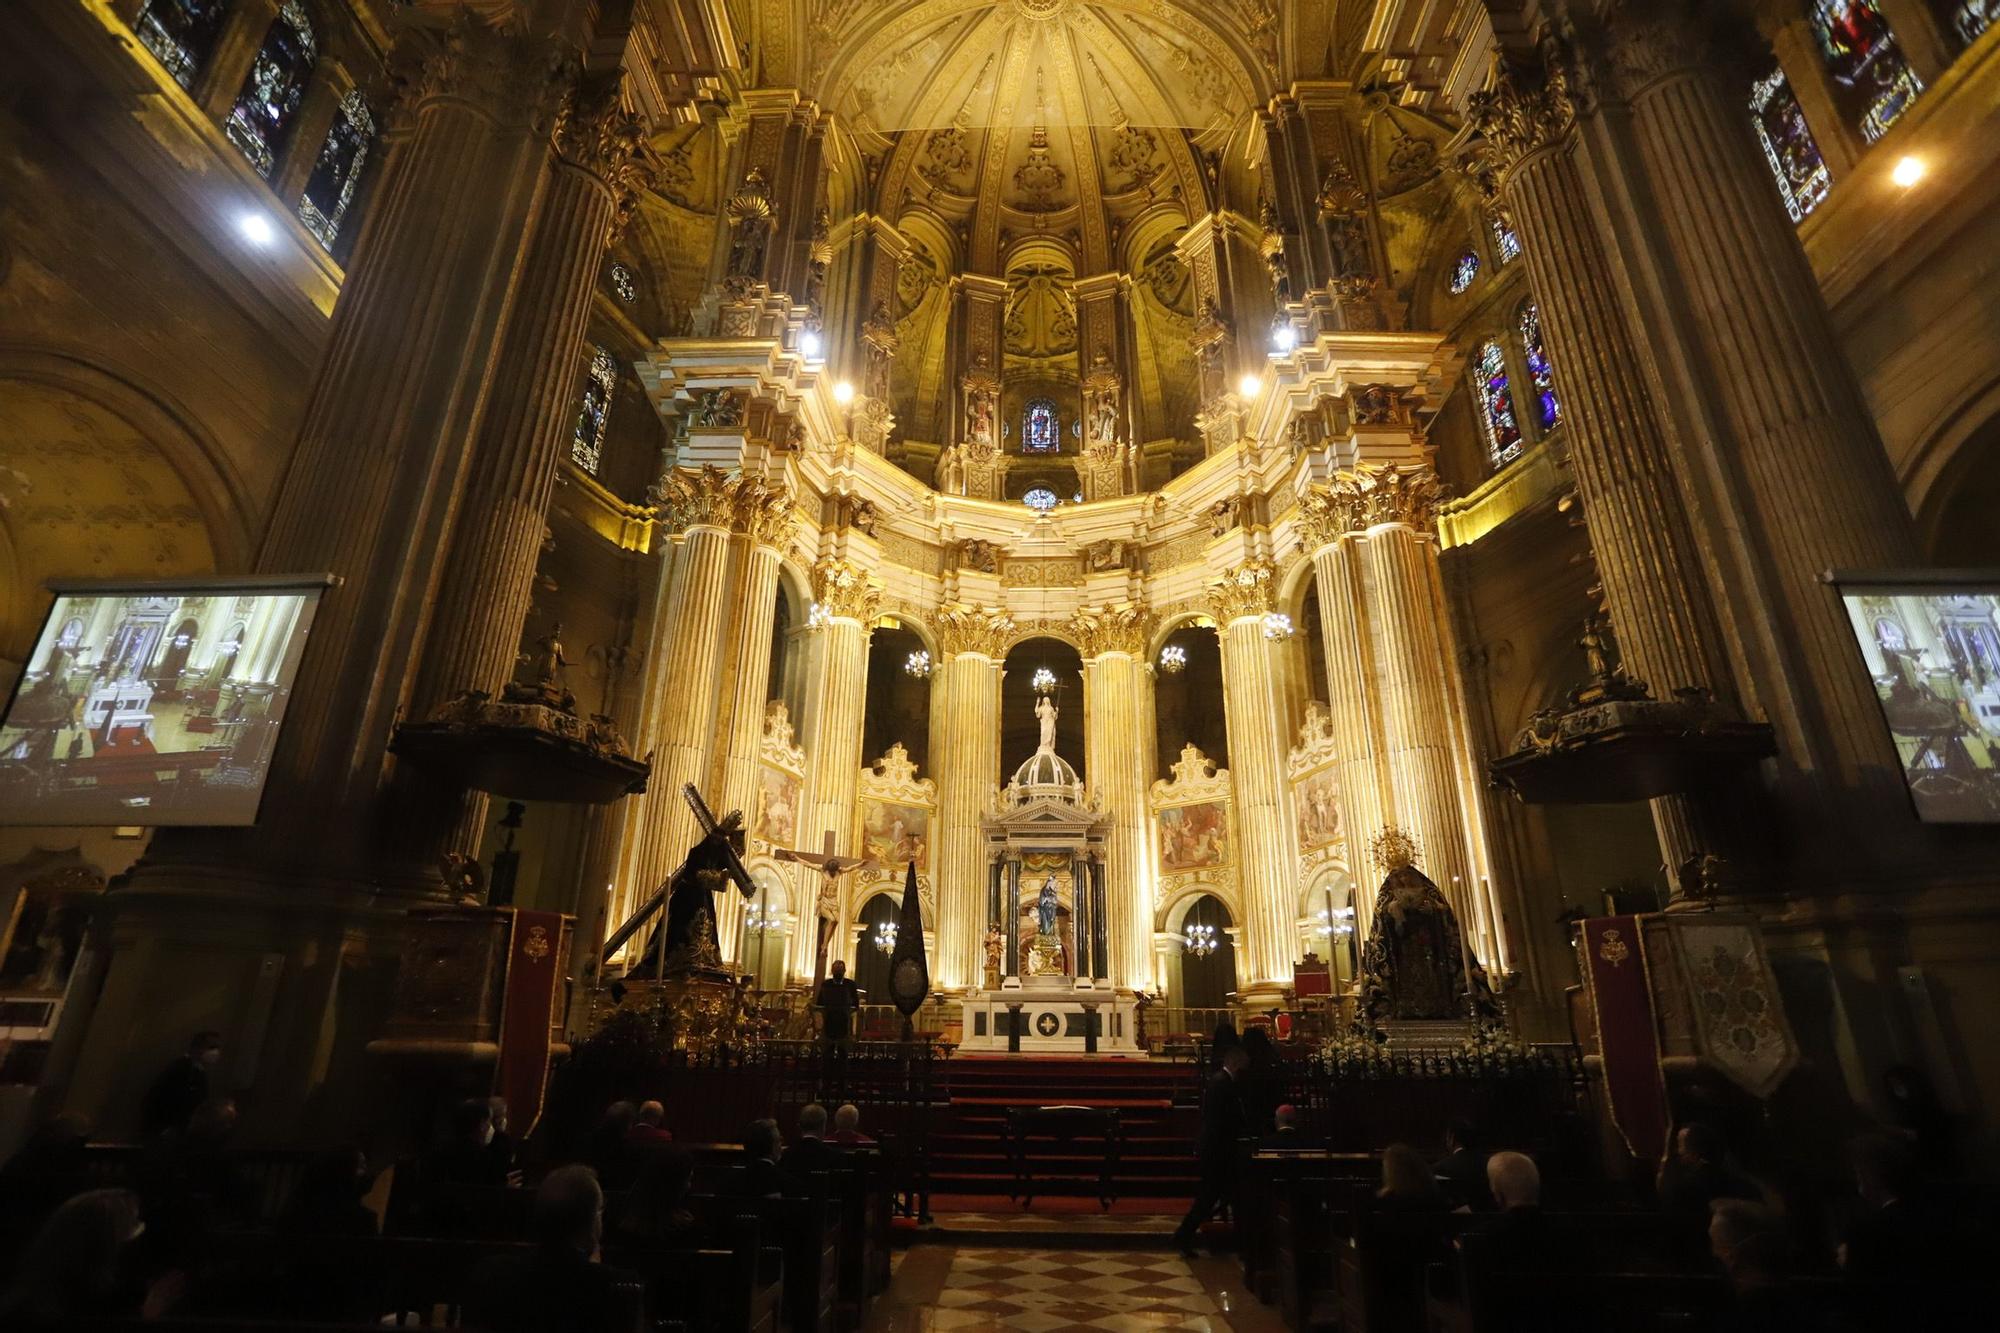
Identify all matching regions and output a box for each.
[1581,915,1667,1163]
[495,909,566,1139]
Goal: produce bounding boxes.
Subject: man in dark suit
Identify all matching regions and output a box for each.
[816,959,860,1048]
[1175,1044,1249,1257]
[779,1103,840,1193]
[1657,1122,1758,1215]
[462,1165,640,1333]
[739,1118,800,1198]
[140,1031,221,1138]
[1432,1118,1491,1210]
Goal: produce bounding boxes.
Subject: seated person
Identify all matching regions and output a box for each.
[1709,1199,1805,1332]
[1475,1152,1552,1271]
[830,1103,874,1148]
[626,1100,673,1147]
[739,1119,799,1198]
[1375,1143,1448,1213]
[427,1098,510,1189]
[463,1165,640,1333]
[779,1103,840,1185]
[587,1101,639,1190]
[0,1188,176,1326]
[1432,1118,1490,1211]
[609,1147,699,1248]
[1657,1122,1759,1215]
[1259,1102,1312,1149]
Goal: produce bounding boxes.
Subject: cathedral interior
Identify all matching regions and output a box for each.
[3,0,2000,1324]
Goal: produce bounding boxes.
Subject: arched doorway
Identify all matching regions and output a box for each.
[153,617,200,696]
[1173,893,1238,1015]
[851,891,899,1010]
[1301,872,1360,986]
[738,864,791,991]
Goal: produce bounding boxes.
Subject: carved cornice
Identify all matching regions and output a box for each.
[1070,603,1153,660]
[650,465,792,545]
[1465,34,1580,180]
[1203,559,1278,623]
[1149,742,1231,806]
[812,557,881,622]
[936,603,1014,659]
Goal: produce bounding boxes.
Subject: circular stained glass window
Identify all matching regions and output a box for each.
[1023,487,1059,512]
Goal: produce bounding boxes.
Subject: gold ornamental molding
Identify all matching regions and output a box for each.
[1070,603,1153,660]
[935,603,1015,659]
[1465,33,1581,181]
[650,464,792,545]
[1301,463,1449,543]
[811,557,881,623]
[1203,559,1278,623]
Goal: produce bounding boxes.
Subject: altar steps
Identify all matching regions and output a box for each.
[923,1054,1204,1201]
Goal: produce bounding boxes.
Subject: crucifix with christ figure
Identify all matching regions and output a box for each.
[773,830,878,985]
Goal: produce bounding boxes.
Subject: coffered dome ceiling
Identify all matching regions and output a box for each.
[810,0,1273,272]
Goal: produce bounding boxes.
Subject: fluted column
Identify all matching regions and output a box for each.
[1076,605,1156,992]
[1469,41,1746,891]
[931,606,1012,991]
[608,467,790,953]
[1208,564,1299,1000]
[708,544,783,963]
[1604,8,1924,852]
[789,559,878,981]
[400,74,644,866]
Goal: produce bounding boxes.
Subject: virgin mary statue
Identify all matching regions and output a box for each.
[1354,829,1497,1030]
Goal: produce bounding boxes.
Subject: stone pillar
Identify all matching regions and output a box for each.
[77,14,600,1135]
[940,275,1008,500]
[400,71,643,866]
[1207,563,1299,1001]
[608,467,790,951]
[1075,604,1155,993]
[791,558,878,980]
[930,605,1012,991]
[1468,52,1737,889]
[1600,7,1926,860]
[707,542,783,963]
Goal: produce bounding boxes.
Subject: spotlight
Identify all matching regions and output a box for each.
[1270,324,1297,353]
[238,211,276,247]
[800,329,823,358]
[832,380,855,404]
[1890,155,1925,188]
[1238,372,1262,399]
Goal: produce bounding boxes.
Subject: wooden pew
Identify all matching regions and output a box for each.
[699,1172,840,1333]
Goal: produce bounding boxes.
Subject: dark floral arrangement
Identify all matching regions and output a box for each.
[1315,1026,1570,1080]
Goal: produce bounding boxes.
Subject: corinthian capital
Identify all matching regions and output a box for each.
[650,465,792,545]
[1070,603,1153,660]
[1204,560,1278,624]
[1466,33,1583,179]
[1327,462,1448,533]
[936,604,1014,659]
[811,558,880,623]
[553,73,646,188]
[1297,483,1365,549]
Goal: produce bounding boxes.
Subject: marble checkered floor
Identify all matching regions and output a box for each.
[865,1246,1286,1332]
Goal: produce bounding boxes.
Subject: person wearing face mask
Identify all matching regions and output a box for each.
[420,1098,510,1234]
[141,1032,222,1139]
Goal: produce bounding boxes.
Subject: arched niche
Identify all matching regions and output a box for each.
[1000,635,1084,780]
[1167,891,1238,1016]
[1299,867,1360,986]
[850,889,901,1009]
[738,859,793,991]
[1151,618,1226,777]
[863,619,935,775]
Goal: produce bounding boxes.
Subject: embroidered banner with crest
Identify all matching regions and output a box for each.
[495,909,568,1138]
[1582,914,1667,1162]
[1662,917,1799,1099]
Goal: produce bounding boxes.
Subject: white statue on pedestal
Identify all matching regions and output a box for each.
[1035,694,1057,753]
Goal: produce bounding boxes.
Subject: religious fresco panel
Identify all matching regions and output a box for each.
[861,799,930,870]
[755,763,800,847]
[1158,800,1229,871]
[1295,766,1342,851]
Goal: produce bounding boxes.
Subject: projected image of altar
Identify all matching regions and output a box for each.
[958,692,1139,1053]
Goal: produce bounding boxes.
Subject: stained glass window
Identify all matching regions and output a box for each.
[1931,0,1996,45]
[298,91,374,252]
[1475,339,1522,466]
[1749,63,1833,223]
[1491,216,1521,265]
[135,0,230,90]
[1518,302,1561,432]
[225,2,319,179]
[1022,397,1059,453]
[1449,250,1480,295]
[1023,487,1059,512]
[1808,1,1924,143]
[572,346,618,474]
[608,262,637,303]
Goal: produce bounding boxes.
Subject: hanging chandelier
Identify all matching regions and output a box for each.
[1183,923,1219,957]
[905,649,932,678]
[1031,666,1057,694]
[1312,906,1356,940]
[1262,612,1294,640]
[745,903,784,935]
[1158,644,1187,674]
[873,919,899,954]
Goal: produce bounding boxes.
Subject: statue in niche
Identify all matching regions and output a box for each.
[1089,392,1119,444]
[965,390,995,449]
[725,170,774,279]
[983,923,1005,987]
[1035,695,1057,753]
[1036,874,1059,937]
